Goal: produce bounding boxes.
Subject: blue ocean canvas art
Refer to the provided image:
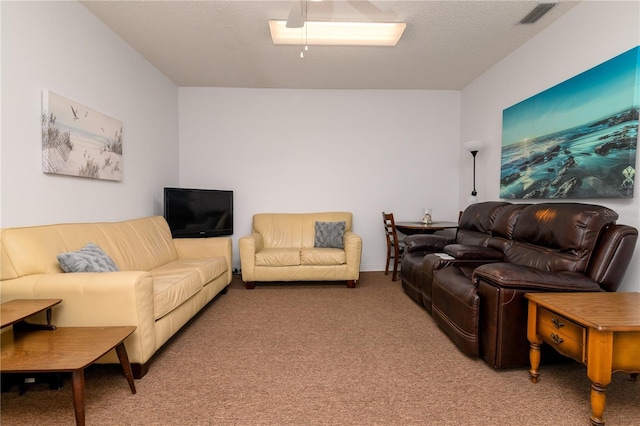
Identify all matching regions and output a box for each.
[500,46,639,199]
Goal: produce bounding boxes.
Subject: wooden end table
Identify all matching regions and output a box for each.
[526,292,640,425]
[1,299,137,426]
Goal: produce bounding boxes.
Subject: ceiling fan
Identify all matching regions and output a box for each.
[285,1,396,29]
[286,1,307,28]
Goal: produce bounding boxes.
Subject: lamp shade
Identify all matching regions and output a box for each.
[463,140,484,152]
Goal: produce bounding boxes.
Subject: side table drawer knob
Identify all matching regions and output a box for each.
[551,317,565,329]
[551,333,564,344]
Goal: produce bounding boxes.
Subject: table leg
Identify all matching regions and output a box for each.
[115,342,136,394]
[71,369,86,426]
[526,300,542,383]
[590,382,608,426]
[13,321,56,332]
[586,330,613,426]
[529,342,542,383]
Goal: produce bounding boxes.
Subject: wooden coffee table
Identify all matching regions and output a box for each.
[1,298,61,330]
[526,292,640,425]
[1,299,136,426]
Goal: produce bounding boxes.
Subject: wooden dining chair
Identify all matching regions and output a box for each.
[382,212,406,281]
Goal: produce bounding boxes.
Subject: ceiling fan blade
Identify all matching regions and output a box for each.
[286,1,304,28]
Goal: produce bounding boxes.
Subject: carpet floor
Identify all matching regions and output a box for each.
[1,271,638,425]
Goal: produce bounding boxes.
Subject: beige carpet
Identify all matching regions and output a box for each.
[1,272,638,425]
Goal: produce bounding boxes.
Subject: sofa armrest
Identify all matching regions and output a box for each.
[444,244,503,261]
[423,252,499,279]
[422,246,502,278]
[0,271,156,364]
[473,263,602,291]
[404,234,454,253]
[344,231,363,280]
[239,233,264,282]
[174,237,233,284]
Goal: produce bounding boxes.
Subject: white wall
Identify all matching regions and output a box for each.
[0,1,179,228]
[179,88,461,271]
[461,1,640,291]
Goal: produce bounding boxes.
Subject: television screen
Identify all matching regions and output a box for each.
[163,187,233,238]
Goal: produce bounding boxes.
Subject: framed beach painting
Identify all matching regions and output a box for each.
[42,90,123,181]
[500,46,639,199]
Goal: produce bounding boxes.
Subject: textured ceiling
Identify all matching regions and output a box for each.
[82,1,578,90]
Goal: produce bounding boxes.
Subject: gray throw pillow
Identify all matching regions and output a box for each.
[314,221,346,249]
[57,243,119,273]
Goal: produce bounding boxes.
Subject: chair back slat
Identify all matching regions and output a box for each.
[382,212,405,281]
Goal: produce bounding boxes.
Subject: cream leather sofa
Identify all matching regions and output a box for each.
[239,212,362,288]
[0,216,232,378]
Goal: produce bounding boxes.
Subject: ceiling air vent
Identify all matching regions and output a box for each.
[519,3,556,24]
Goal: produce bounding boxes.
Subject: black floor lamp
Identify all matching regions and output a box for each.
[463,140,483,204]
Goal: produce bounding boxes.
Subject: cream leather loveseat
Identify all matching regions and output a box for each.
[0,216,232,378]
[239,212,362,288]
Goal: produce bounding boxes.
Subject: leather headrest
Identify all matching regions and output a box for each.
[459,202,511,234]
[513,203,618,253]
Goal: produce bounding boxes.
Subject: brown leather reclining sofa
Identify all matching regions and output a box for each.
[400,201,638,369]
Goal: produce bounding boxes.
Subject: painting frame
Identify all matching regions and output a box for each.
[500,46,639,199]
[42,90,123,181]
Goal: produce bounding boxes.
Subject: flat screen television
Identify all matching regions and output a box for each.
[163,187,233,238]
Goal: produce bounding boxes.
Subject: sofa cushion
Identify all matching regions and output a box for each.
[97,217,178,271]
[404,234,453,253]
[252,212,353,249]
[513,203,616,251]
[458,202,511,234]
[0,216,178,279]
[151,269,203,320]
[153,257,227,286]
[507,203,618,273]
[255,248,301,266]
[491,204,530,239]
[444,244,503,261]
[57,243,119,273]
[473,263,601,291]
[300,248,346,266]
[314,221,345,248]
[455,201,512,247]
